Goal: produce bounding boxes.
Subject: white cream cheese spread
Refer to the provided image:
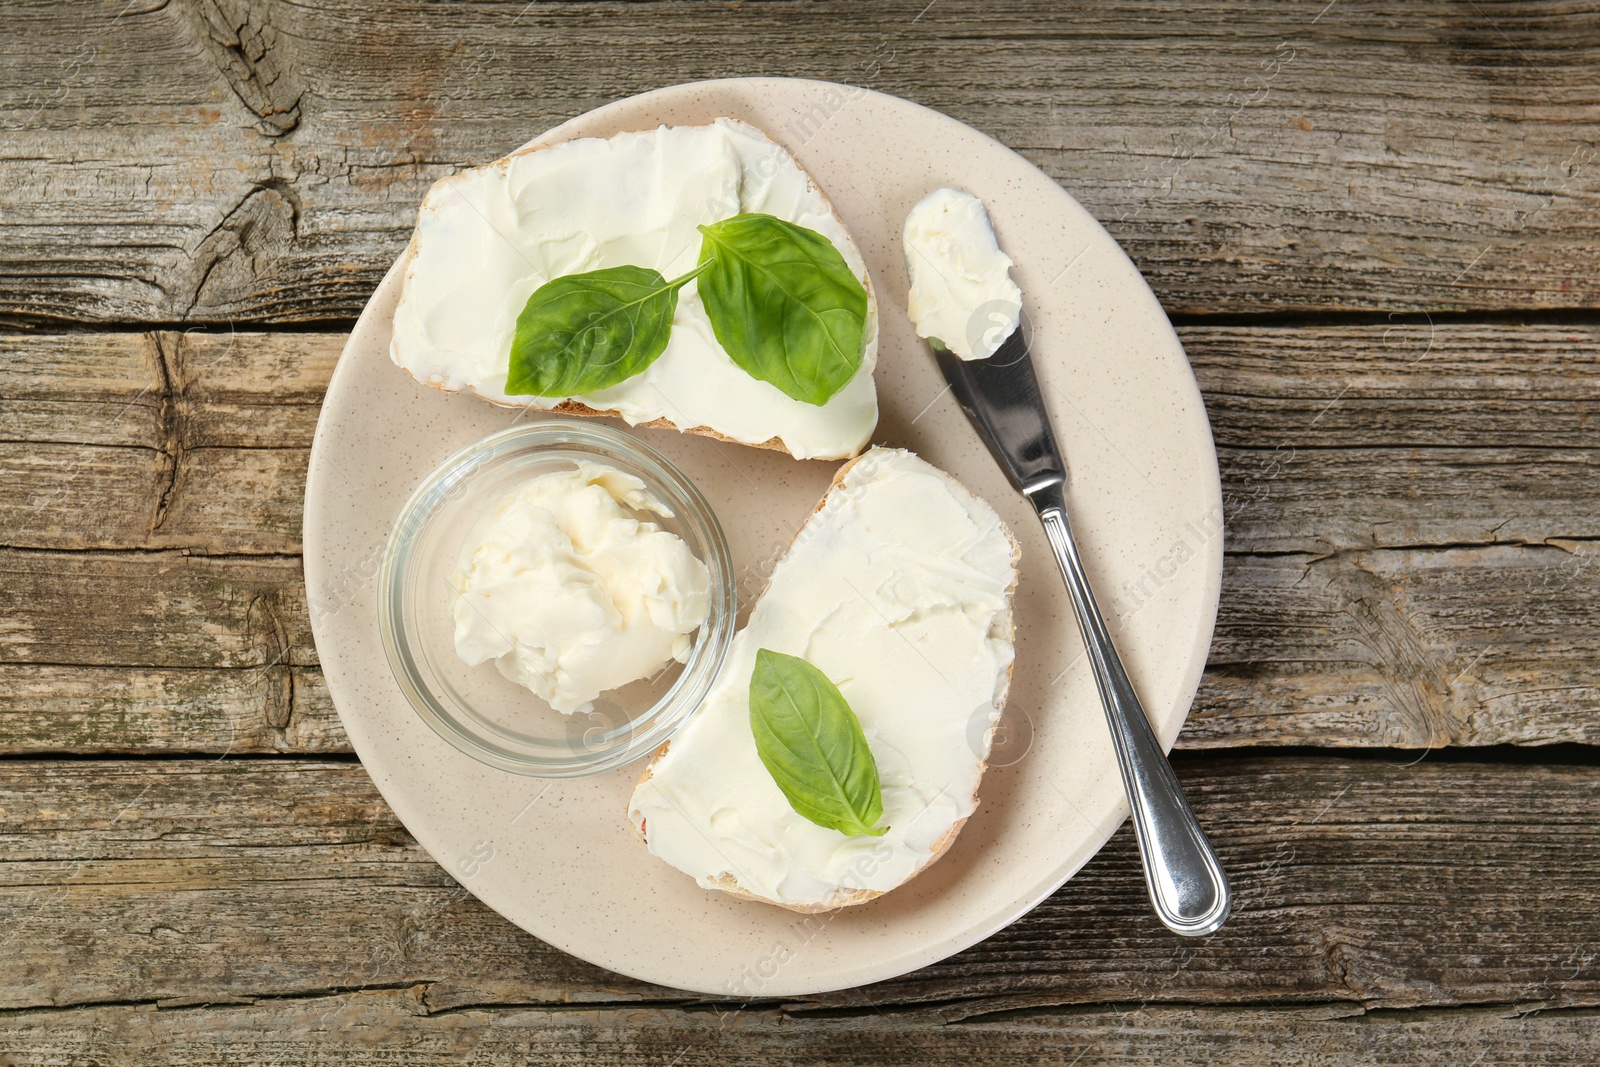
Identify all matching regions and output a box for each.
[629,448,1018,909]
[391,118,879,460]
[903,187,1023,361]
[450,462,710,714]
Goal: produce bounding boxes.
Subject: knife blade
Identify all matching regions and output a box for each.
[932,327,1232,937]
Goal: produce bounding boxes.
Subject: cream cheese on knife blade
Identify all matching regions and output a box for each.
[903,187,1023,361]
[391,119,879,461]
[629,448,1018,910]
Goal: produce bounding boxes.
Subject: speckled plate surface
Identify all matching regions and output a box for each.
[303,78,1222,996]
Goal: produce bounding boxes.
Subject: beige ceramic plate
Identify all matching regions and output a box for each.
[304,78,1222,996]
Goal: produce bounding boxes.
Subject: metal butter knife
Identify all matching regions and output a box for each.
[933,328,1231,936]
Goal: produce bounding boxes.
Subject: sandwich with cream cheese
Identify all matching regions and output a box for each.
[629,447,1020,912]
[390,118,879,461]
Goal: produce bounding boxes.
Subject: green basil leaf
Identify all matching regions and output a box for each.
[506,265,686,397]
[696,214,869,407]
[748,648,886,837]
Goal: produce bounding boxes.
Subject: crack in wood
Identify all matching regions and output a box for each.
[245,591,294,737]
[184,0,303,137]
[178,182,302,321]
[145,332,185,537]
[3,980,1596,1025]
[1309,555,1465,748]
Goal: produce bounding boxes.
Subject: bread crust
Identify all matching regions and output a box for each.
[392,118,877,461]
[633,450,1022,913]
[393,369,797,453]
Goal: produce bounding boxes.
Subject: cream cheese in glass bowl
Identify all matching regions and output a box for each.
[378,420,736,778]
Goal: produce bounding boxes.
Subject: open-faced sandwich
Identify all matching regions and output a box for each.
[387,116,1022,913]
[390,118,878,460]
[629,447,1020,912]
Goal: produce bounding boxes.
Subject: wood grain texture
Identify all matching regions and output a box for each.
[12,537,1587,755]
[1191,541,1600,748]
[1194,323,1600,451]
[1197,323,1600,553]
[2,4,1593,1061]
[6,326,1595,555]
[0,664,340,755]
[3,326,1595,751]
[1,1,1599,325]
[0,535,1595,750]
[0,550,313,669]
[1,756,1597,1014]
[0,331,331,451]
[0,995,1595,1066]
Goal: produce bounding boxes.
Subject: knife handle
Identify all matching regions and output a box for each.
[1032,483,1231,936]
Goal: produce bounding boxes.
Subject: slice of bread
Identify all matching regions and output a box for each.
[389,118,878,461]
[629,447,1021,913]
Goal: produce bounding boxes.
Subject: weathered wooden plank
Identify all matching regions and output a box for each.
[1199,322,1600,551]
[1,757,1596,1014]
[1,2,1598,324]
[0,664,341,755]
[0,995,1594,1067]
[2,323,1594,751]
[10,325,1597,453]
[165,331,338,447]
[0,332,161,447]
[1188,541,1600,747]
[0,331,334,449]
[0,543,1596,751]
[8,435,1594,558]
[1220,445,1600,555]
[1192,323,1600,451]
[0,549,314,670]
[3,325,1596,555]
[8,434,1595,557]
[0,442,308,554]
[2,551,1593,751]
[0,329,325,554]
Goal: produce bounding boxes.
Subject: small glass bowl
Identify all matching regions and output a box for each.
[378,419,736,778]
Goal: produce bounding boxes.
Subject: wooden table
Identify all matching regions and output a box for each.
[3,2,1598,1062]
